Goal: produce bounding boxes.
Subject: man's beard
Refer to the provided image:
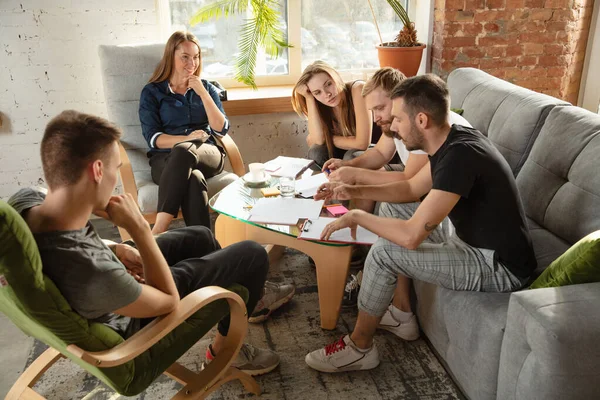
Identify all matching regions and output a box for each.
[378,119,394,137]
[404,122,425,151]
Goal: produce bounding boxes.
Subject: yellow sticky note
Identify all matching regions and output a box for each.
[261,187,280,197]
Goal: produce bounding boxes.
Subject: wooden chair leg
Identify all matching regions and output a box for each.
[5,348,63,400]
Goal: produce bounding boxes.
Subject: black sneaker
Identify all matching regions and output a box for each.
[342,270,362,308]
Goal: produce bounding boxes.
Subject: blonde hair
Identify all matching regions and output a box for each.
[149,31,202,83]
[362,67,407,97]
[291,61,355,158]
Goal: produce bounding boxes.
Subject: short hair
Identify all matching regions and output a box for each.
[41,110,121,189]
[362,67,407,97]
[390,74,450,126]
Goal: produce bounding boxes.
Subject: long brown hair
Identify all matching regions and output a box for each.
[149,31,202,83]
[291,61,355,158]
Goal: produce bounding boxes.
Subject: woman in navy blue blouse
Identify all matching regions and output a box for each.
[139,31,229,234]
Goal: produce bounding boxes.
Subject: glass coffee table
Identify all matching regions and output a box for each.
[209,176,352,330]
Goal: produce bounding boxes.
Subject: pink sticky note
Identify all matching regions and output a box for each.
[326,205,349,217]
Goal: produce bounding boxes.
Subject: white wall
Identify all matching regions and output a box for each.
[0,0,308,200]
[0,0,160,199]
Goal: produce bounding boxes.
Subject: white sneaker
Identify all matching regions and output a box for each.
[305,335,380,373]
[204,343,280,376]
[378,306,420,341]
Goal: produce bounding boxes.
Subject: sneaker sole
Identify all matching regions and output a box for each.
[305,358,380,373]
[378,325,420,341]
[248,287,296,323]
[238,359,280,376]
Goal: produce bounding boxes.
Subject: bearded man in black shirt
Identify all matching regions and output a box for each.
[305,74,536,373]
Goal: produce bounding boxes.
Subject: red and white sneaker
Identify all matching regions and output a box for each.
[305,335,380,373]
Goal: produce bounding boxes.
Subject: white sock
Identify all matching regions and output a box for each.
[347,335,371,352]
[390,305,413,323]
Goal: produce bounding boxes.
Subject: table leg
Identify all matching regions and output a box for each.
[214,214,351,330]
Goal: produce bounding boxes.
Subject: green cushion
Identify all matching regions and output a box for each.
[530,230,600,289]
[0,200,248,396]
[451,107,464,116]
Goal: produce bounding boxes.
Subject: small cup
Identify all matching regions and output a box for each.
[279,176,295,198]
[248,163,266,181]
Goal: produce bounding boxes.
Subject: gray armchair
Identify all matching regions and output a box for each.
[98,44,244,240]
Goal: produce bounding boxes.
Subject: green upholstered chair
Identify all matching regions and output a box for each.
[0,200,260,399]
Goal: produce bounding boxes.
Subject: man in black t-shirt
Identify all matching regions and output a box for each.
[305,74,536,373]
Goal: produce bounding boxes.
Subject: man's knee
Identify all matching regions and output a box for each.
[367,238,419,280]
[378,202,395,218]
[232,241,269,271]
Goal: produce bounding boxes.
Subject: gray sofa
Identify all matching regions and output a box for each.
[414,68,600,400]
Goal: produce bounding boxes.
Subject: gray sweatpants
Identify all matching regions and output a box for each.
[358,202,527,317]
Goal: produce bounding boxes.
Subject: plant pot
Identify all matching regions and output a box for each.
[376,43,426,77]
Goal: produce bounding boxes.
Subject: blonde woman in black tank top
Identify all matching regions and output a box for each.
[292,61,379,170]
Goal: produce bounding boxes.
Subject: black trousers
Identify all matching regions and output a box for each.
[149,141,225,228]
[136,226,268,336]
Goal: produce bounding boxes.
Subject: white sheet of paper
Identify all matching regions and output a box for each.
[248,197,325,225]
[295,173,329,198]
[265,156,314,178]
[298,217,379,244]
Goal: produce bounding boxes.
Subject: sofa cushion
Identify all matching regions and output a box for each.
[527,217,571,277]
[530,230,600,289]
[516,106,600,246]
[137,170,237,214]
[447,68,569,176]
[497,282,600,400]
[414,281,512,400]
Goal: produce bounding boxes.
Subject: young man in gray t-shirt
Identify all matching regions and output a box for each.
[9,110,279,376]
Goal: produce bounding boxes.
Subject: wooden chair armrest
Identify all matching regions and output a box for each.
[216,135,245,177]
[117,141,139,205]
[66,286,247,368]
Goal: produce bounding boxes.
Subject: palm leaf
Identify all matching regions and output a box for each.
[385,0,411,27]
[190,0,291,88]
[190,0,249,25]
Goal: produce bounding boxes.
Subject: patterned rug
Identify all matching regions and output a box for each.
[24,246,463,400]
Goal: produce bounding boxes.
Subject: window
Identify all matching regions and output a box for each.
[164,0,410,87]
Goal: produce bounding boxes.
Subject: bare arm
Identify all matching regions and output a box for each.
[305,95,326,146]
[403,153,429,180]
[154,130,209,149]
[350,162,433,203]
[189,76,227,133]
[106,195,180,318]
[332,83,372,151]
[325,189,459,249]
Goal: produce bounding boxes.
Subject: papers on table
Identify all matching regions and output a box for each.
[295,173,329,198]
[248,197,325,225]
[298,217,379,244]
[264,156,314,179]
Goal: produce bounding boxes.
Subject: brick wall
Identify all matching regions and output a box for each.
[431,0,595,104]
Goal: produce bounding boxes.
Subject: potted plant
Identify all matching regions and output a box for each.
[368,0,426,77]
[190,0,291,89]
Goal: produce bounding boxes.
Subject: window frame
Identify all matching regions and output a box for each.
[158,0,416,88]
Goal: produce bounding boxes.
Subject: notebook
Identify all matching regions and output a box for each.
[295,173,329,198]
[248,197,325,225]
[264,156,315,179]
[298,217,379,244]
